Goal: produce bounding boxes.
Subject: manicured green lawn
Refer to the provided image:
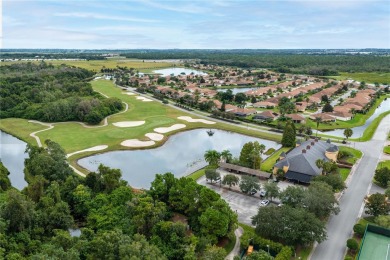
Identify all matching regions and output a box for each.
[340,168,351,181]
[0,118,48,144]
[384,146,390,155]
[356,110,390,142]
[377,160,390,170]
[338,146,363,164]
[261,147,290,172]
[187,167,207,180]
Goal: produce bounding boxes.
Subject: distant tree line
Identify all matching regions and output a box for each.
[121,50,390,75]
[0,62,123,124]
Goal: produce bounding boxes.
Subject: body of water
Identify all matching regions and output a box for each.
[320,97,390,138]
[217,87,257,95]
[78,129,281,189]
[0,131,28,190]
[153,68,207,76]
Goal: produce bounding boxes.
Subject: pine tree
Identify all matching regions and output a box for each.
[281,121,296,147]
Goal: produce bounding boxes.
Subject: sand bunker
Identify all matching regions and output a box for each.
[145,133,164,141]
[113,121,145,127]
[121,139,155,147]
[178,116,216,125]
[136,96,153,102]
[122,92,135,96]
[154,124,186,133]
[67,145,108,158]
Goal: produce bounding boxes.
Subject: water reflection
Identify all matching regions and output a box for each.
[78,129,281,189]
[0,131,28,190]
[217,87,257,95]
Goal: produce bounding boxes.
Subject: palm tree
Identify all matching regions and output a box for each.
[220,150,233,163]
[204,150,221,166]
[315,117,322,137]
[315,159,324,174]
[343,128,353,141]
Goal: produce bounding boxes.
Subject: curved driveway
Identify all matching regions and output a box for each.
[311,114,390,260]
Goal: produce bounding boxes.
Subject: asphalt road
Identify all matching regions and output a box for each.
[310,114,390,260]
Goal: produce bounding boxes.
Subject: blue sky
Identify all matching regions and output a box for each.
[3,0,390,49]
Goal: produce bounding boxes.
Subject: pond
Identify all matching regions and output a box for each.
[153,68,207,76]
[217,87,257,95]
[0,131,28,190]
[78,129,281,189]
[320,98,390,138]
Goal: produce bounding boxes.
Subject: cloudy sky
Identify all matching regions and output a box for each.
[2,0,390,49]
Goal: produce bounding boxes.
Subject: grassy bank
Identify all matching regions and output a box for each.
[354,110,390,142]
[384,146,390,155]
[339,146,363,164]
[377,160,390,170]
[261,147,290,172]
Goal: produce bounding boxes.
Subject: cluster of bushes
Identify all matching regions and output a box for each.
[240,225,294,259]
[0,62,123,124]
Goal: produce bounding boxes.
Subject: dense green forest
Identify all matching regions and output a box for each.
[0,140,237,259]
[121,50,390,75]
[0,63,123,124]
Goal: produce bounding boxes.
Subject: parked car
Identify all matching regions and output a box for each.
[259,190,266,197]
[260,200,270,206]
[249,189,257,195]
[215,176,221,182]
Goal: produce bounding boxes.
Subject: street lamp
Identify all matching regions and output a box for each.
[266,244,270,255]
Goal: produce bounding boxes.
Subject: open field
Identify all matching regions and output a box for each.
[329,72,390,84]
[0,58,174,72]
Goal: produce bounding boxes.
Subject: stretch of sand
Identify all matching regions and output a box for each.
[122,92,135,95]
[145,133,164,141]
[136,96,153,102]
[121,139,155,147]
[66,145,108,158]
[112,121,145,127]
[154,124,186,134]
[178,116,216,125]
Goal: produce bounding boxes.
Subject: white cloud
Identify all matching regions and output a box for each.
[139,0,208,14]
[53,12,159,23]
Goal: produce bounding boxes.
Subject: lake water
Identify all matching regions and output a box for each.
[78,129,281,189]
[320,98,390,138]
[0,131,28,190]
[217,87,257,95]
[153,68,207,76]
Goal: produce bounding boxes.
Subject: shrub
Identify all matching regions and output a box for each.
[353,223,366,236]
[275,246,294,260]
[346,238,359,251]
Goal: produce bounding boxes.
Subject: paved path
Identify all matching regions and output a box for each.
[226,226,244,260]
[310,115,390,260]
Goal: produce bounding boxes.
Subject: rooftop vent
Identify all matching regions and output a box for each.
[306,145,311,150]
[302,149,306,153]
[311,141,315,146]
[315,138,319,142]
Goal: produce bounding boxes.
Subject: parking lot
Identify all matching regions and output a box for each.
[197,169,297,226]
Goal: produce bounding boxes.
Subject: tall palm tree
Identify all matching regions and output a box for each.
[220,150,232,163]
[204,150,221,166]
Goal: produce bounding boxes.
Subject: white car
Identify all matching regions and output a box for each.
[259,190,266,197]
[260,200,270,206]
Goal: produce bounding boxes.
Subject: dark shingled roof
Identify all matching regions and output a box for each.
[285,170,312,183]
[326,145,339,152]
[274,139,338,179]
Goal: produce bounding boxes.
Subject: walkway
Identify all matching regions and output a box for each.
[310,114,390,260]
[225,226,244,260]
